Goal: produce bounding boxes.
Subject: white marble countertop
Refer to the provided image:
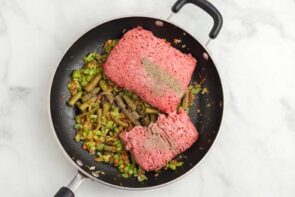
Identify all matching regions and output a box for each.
[1,0,295,196]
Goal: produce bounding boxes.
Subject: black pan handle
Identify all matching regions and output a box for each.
[172,0,223,39]
[54,172,86,197]
[55,187,74,197]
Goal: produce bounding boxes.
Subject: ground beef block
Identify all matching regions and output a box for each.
[120,109,198,171]
[103,27,197,113]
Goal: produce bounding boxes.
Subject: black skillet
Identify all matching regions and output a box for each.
[50,0,223,196]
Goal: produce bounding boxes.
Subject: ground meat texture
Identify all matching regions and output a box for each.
[120,109,198,171]
[103,27,197,113]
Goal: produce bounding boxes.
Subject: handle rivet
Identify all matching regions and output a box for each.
[155,20,164,27]
[202,52,209,60]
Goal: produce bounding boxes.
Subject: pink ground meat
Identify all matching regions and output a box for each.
[103,27,197,113]
[120,109,198,171]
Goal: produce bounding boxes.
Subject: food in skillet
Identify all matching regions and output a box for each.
[67,27,203,181]
[103,27,197,113]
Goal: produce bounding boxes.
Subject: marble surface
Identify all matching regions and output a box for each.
[0,0,295,196]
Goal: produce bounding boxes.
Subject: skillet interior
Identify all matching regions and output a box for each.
[50,16,223,188]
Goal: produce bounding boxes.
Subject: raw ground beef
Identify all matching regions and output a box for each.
[103,27,197,113]
[120,109,198,171]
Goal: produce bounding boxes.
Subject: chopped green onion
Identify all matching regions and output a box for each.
[84,52,96,63]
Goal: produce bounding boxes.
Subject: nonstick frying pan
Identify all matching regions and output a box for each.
[50,0,223,196]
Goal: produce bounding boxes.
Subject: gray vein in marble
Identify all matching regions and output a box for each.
[0,0,30,24]
[0,14,7,32]
[0,14,9,82]
[280,98,295,131]
[0,126,13,141]
[0,86,30,118]
[8,86,30,100]
[227,89,244,118]
[0,55,9,82]
[216,172,231,197]
[198,170,205,196]
[220,0,295,41]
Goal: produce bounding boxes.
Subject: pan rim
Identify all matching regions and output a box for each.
[47,15,224,190]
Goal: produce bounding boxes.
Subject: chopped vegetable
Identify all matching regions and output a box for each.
[145,108,160,114]
[81,87,100,103]
[181,89,189,111]
[85,74,102,92]
[122,95,137,111]
[68,92,83,106]
[84,52,96,63]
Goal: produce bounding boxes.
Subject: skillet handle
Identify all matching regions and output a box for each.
[171,0,223,39]
[54,187,75,197]
[54,171,86,197]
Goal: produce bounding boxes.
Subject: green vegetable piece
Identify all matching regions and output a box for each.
[86,75,92,82]
[78,102,89,111]
[103,145,114,152]
[99,80,114,103]
[96,143,105,151]
[181,89,189,111]
[95,53,102,62]
[102,102,111,117]
[84,52,96,63]
[192,84,202,94]
[81,87,100,103]
[96,108,102,130]
[75,116,81,124]
[169,163,176,170]
[75,101,82,108]
[83,68,91,75]
[133,168,138,175]
[115,95,140,126]
[202,87,209,94]
[97,151,103,157]
[74,134,81,142]
[105,120,114,129]
[145,108,160,114]
[116,144,122,152]
[99,80,109,92]
[85,73,102,92]
[104,40,118,53]
[124,166,130,172]
[110,106,120,117]
[112,117,129,128]
[128,169,134,175]
[121,174,129,178]
[74,124,82,129]
[137,174,147,182]
[72,70,81,80]
[123,108,140,126]
[68,92,83,106]
[114,95,126,108]
[102,154,111,162]
[81,76,88,87]
[122,95,137,111]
